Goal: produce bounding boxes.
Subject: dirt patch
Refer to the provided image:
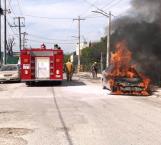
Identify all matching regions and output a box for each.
[0,111,20,114]
[0,85,8,91]
[0,128,33,145]
[0,137,28,145]
[0,128,33,137]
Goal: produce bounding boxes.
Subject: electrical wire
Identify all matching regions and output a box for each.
[25,15,74,20]
[28,39,76,45]
[6,20,18,37]
[79,0,98,16]
[28,33,77,42]
[8,1,17,17]
[81,0,124,18]
[16,0,24,16]
[104,0,124,11]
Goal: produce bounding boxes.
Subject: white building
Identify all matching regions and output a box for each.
[76,41,89,56]
[70,54,74,63]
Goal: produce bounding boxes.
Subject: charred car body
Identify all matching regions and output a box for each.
[103,66,151,96]
[102,41,151,96]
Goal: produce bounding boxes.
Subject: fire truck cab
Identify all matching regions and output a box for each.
[20,46,63,86]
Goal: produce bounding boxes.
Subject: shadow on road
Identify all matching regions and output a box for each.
[26,80,86,87]
[59,80,86,87]
[0,81,21,84]
[52,88,74,145]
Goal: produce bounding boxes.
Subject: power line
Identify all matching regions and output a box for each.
[25,14,74,20]
[81,0,103,17]
[28,39,76,45]
[28,33,77,42]
[25,14,106,21]
[82,0,99,10]
[16,0,24,15]
[81,0,114,17]
[8,0,17,17]
[102,0,120,9]
[92,10,112,67]
[79,0,98,16]
[7,20,19,37]
[104,0,124,11]
[81,0,123,18]
[10,17,25,51]
[7,0,21,35]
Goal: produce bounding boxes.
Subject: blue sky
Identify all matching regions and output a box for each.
[4,0,131,53]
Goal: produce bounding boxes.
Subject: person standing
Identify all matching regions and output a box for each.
[41,43,46,49]
[65,59,73,81]
[91,62,98,78]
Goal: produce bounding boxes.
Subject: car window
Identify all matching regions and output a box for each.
[0,65,18,71]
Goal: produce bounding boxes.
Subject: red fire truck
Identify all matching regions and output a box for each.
[20,46,63,86]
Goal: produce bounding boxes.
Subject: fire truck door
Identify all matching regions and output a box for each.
[35,57,50,79]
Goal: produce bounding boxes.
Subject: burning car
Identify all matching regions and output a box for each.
[102,66,151,96]
[102,41,151,96]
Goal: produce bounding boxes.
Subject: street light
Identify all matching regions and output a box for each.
[92,10,112,68]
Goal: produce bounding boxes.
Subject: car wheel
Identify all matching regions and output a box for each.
[103,86,107,89]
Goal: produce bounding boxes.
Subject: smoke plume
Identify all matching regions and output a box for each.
[111,0,161,84]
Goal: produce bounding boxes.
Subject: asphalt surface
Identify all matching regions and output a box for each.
[0,73,161,145]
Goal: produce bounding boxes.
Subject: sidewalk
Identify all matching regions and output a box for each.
[75,72,102,79]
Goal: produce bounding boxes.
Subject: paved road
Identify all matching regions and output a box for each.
[0,75,161,145]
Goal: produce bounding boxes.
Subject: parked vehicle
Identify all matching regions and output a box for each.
[0,64,20,83]
[20,45,64,86]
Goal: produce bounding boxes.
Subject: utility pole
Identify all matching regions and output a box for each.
[3,0,11,64]
[73,16,85,73]
[107,11,111,67]
[4,0,7,64]
[22,32,28,49]
[11,17,25,51]
[0,0,3,65]
[100,51,103,73]
[92,10,112,68]
[0,0,2,64]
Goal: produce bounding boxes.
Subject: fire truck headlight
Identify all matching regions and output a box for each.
[24,70,29,75]
[56,70,60,75]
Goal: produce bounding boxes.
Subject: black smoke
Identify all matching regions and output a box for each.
[111,0,161,85]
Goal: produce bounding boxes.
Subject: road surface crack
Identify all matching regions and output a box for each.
[51,87,74,145]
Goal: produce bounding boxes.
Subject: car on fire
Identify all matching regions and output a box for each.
[0,64,20,83]
[102,65,151,96]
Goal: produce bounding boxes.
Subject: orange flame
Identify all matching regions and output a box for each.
[107,40,150,96]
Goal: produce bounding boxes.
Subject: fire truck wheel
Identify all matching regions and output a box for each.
[26,81,34,87]
[54,81,62,85]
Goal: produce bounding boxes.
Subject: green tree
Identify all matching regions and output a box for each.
[80,36,107,72]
